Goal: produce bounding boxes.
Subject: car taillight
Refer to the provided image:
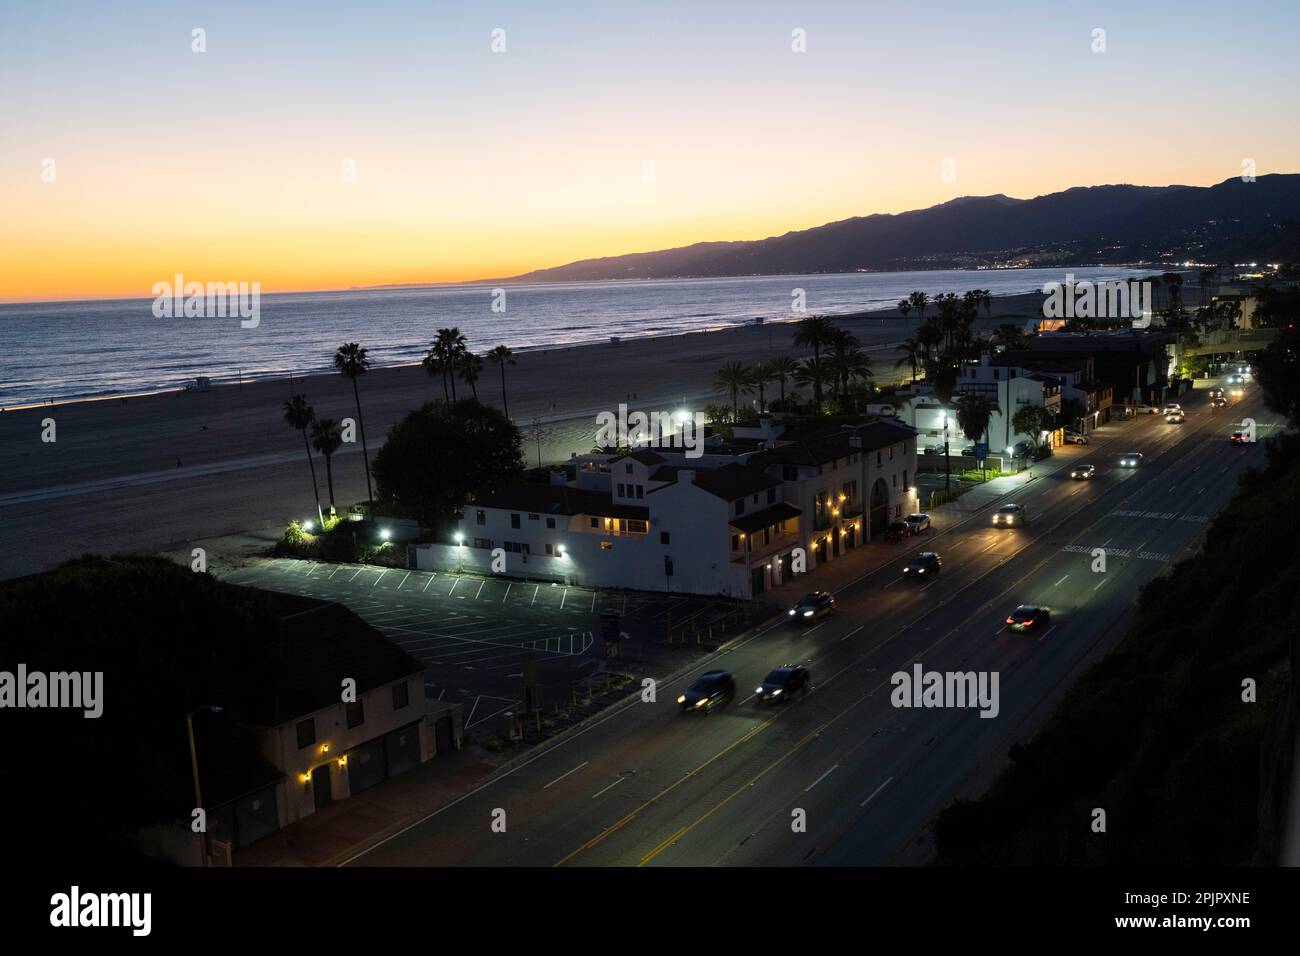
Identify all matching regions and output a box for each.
[1005,617,1015,624]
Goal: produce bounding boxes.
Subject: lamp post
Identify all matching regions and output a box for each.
[186,704,223,867]
[942,411,951,493]
[454,531,464,572]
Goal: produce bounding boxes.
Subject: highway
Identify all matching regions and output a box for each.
[345,377,1279,867]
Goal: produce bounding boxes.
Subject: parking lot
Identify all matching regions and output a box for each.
[223,558,753,733]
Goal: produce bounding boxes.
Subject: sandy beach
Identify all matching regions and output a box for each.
[0,291,1047,580]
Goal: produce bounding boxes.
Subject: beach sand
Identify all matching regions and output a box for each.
[0,291,1048,580]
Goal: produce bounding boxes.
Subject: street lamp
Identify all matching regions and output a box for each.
[186,704,223,867]
[942,412,951,493]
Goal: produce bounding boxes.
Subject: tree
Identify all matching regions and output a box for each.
[769,356,799,406]
[750,361,775,414]
[895,335,924,385]
[954,393,997,445]
[1254,322,1300,427]
[897,298,911,328]
[434,327,467,401]
[333,343,374,508]
[1058,397,1087,432]
[1012,405,1054,454]
[283,394,325,528]
[793,315,837,413]
[486,345,516,418]
[309,417,344,515]
[458,350,484,401]
[371,400,524,535]
[908,291,929,329]
[422,342,450,403]
[713,361,753,421]
[917,321,944,362]
[924,360,959,403]
[991,323,1028,352]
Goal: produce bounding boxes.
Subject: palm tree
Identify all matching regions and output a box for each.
[713,361,754,421]
[991,323,1028,351]
[897,298,911,328]
[458,350,484,400]
[486,344,516,418]
[793,316,837,413]
[908,291,929,329]
[934,293,961,354]
[827,328,861,401]
[954,393,998,478]
[283,394,325,528]
[1198,268,1214,308]
[333,343,374,508]
[769,356,799,406]
[309,417,344,516]
[750,361,775,414]
[422,341,450,402]
[434,327,467,401]
[895,335,924,385]
[917,321,944,363]
[831,348,874,411]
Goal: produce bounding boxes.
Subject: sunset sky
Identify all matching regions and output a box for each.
[2,0,1298,302]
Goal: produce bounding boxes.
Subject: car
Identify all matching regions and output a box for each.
[1229,386,1245,398]
[1069,463,1096,479]
[788,591,835,621]
[1210,396,1228,408]
[754,665,809,704]
[992,503,1027,526]
[904,512,931,534]
[1229,431,1249,445]
[958,443,977,456]
[1208,387,1225,399]
[1005,604,1051,632]
[1162,403,1182,415]
[1118,452,1144,467]
[883,519,912,541]
[1133,403,1156,415]
[1165,412,1185,424]
[902,551,943,578]
[677,671,736,713]
[1064,430,1090,445]
[1227,373,1244,385]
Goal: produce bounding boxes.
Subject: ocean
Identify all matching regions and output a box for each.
[0,267,1156,408]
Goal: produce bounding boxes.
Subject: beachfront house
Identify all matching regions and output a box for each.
[426,418,918,598]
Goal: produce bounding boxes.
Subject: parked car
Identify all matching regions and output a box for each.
[904,513,931,534]
[1229,431,1249,445]
[1069,463,1096,479]
[1064,430,1089,444]
[788,591,835,621]
[992,503,1027,527]
[902,551,943,578]
[678,671,736,713]
[754,665,809,704]
[883,519,912,541]
[1118,452,1144,467]
[1005,605,1051,632]
[1133,403,1156,414]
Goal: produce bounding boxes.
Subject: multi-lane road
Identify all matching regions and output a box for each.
[344,377,1279,867]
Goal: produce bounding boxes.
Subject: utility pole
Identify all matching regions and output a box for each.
[943,411,951,493]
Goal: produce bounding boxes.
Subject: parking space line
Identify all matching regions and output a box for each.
[475,579,486,600]
[372,569,388,588]
[397,572,410,590]
[531,585,539,606]
[422,573,436,592]
[328,566,343,580]
[503,582,512,602]
[449,578,460,596]
[348,567,364,582]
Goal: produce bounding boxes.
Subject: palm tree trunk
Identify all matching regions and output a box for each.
[499,365,510,419]
[301,431,325,527]
[351,379,374,507]
[324,454,336,514]
[441,369,449,403]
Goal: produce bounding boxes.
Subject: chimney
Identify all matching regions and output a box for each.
[677,469,695,485]
[549,468,567,487]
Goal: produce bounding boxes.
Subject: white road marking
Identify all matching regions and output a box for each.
[475,579,485,600]
[543,761,590,790]
[503,582,512,602]
[372,569,388,588]
[1036,624,1057,643]
[591,776,628,799]
[397,572,410,590]
[560,588,569,609]
[805,764,839,792]
[840,624,865,643]
[860,776,894,808]
[348,567,364,582]
[531,585,539,606]
[448,578,460,596]
[422,574,436,592]
[1052,574,1069,587]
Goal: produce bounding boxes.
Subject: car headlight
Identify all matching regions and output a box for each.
[788,609,796,616]
[677,695,686,704]
[771,689,782,696]
[917,568,926,574]
[756,687,764,694]
[695,699,707,708]
[803,610,814,617]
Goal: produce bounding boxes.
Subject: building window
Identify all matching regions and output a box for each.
[625,463,633,474]
[473,537,492,550]
[735,498,745,515]
[889,446,894,460]
[893,473,898,488]
[783,466,797,481]
[511,513,521,529]
[877,451,882,466]
[346,701,364,729]
[528,513,539,521]
[903,470,909,490]
[627,519,648,534]
[475,510,486,526]
[546,517,556,529]
[660,531,670,545]
[392,681,410,711]
[767,488,776,504]
[635,485,644,499]
[600,540,613,550]
[545,543,554,555]
[296,718,315,749]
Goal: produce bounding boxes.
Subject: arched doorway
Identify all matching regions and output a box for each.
[869,478,890,535]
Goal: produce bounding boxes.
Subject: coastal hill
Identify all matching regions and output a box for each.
[507,174,1300,281]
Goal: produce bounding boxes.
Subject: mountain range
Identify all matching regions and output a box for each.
[505,174,1300,282]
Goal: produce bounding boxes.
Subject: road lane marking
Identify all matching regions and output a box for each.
[841,624,864,642]
[805,764,839,792]
[860,776,894,808]
[1052,574,1069,587]
[543,761,590,790]
[1036,624,1057,643]
[591,776,628,799]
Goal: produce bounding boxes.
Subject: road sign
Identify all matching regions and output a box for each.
[974,442,988,460]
